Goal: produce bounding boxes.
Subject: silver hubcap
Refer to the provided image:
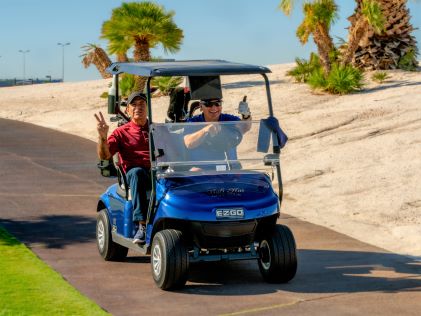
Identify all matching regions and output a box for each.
[260,240,271,270]
[97,220,105,251]
[152,244,162,277]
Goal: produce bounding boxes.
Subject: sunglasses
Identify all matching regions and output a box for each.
[201,100,222,108]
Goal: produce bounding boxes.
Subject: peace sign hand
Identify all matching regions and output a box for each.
[94,111,109,139]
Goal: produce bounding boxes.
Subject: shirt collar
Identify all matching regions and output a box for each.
[129,120,149,130]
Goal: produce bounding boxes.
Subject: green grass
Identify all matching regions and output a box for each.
[0,226,109,316]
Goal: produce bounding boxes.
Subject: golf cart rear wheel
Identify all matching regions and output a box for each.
[96,209,128,261]
[258,224,297,283]
[151,229,189,290]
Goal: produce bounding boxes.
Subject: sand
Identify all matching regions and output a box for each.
[1,63,420,259]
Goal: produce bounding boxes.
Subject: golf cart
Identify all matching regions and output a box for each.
[96,60,297,290]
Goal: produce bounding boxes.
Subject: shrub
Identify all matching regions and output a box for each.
[287,53,321,83]
[307,67,327,90]
[307,63,363,94]
[116,74,183,98]
[371,71,390,83]
[325,63,363,94]
[286,58,309,83]
[119,74,136,97]
[290,52,364,94]
[398,49,418,71]
[151,76,183,96]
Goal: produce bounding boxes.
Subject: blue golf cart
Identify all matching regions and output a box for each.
[96,60,297,290]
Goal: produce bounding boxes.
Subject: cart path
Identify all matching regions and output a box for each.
[0,118,420,316]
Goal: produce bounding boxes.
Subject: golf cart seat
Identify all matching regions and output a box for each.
[113,154,130,200]
[113,154,152,202]
[188,101,201,118]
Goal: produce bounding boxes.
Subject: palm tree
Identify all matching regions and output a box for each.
[101,1,183,91]
[80,44,112,79]
[348,0,418,69]
[103,32,131,62]
[341,0,385,66]
[280,0,338,73]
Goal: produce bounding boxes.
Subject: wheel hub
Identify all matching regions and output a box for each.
[97,221,105,251]
[152,244,162,277]
[259,240,271,270]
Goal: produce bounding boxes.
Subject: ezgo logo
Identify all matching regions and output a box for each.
[215,208,244,219]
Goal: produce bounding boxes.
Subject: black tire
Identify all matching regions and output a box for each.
[96,209,128,261]
[258,224,297,283]
[151,229,189,290]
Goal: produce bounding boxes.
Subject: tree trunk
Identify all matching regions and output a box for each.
[341,18,369,66]
[348,0,418,70]
[313,23,334,73]
[133,36,151,92]
[117,53,129,63]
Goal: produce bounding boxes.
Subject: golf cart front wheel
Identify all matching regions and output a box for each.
[258,224,297,283]
[151,229,189,290]
[96,209,128,261]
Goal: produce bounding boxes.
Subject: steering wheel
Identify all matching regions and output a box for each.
[204,125,243,151]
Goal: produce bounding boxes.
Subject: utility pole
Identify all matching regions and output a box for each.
[18,50,30,81]
[57,42,70,82]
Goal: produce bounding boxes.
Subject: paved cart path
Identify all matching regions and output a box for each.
[1,118,420,316]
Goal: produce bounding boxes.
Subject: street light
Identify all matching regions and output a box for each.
[57,42,70,82]
[18,50,30,81]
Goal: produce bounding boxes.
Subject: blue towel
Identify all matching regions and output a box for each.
[264,116,288,149]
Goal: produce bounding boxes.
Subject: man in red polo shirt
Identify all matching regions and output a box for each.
[95,92,150,244]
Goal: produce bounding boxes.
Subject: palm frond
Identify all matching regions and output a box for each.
[279,0,294,15]
[361,0,385,34]
[101,1,183,61]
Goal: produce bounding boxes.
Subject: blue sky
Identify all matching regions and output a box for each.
[1,0,420,81]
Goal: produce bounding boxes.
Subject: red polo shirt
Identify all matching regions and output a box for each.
[108,121,150,172]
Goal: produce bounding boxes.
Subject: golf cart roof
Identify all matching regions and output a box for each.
[106,60,271,77]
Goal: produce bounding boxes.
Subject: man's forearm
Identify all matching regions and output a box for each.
[184,128,208,149]
[97,136,111,160]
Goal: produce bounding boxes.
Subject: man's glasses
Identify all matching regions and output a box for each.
[201,100,222,108]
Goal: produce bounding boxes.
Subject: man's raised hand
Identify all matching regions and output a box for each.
[94,111,109,139]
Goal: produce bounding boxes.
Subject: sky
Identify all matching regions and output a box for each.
[1,0,420,82]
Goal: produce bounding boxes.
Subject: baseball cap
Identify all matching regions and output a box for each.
[200,97,222,104]
[127,92,147,105]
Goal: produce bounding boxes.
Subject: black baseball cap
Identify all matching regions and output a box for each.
[127,92,147,105]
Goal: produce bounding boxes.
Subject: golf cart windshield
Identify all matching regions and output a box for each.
[151,120,278,176]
